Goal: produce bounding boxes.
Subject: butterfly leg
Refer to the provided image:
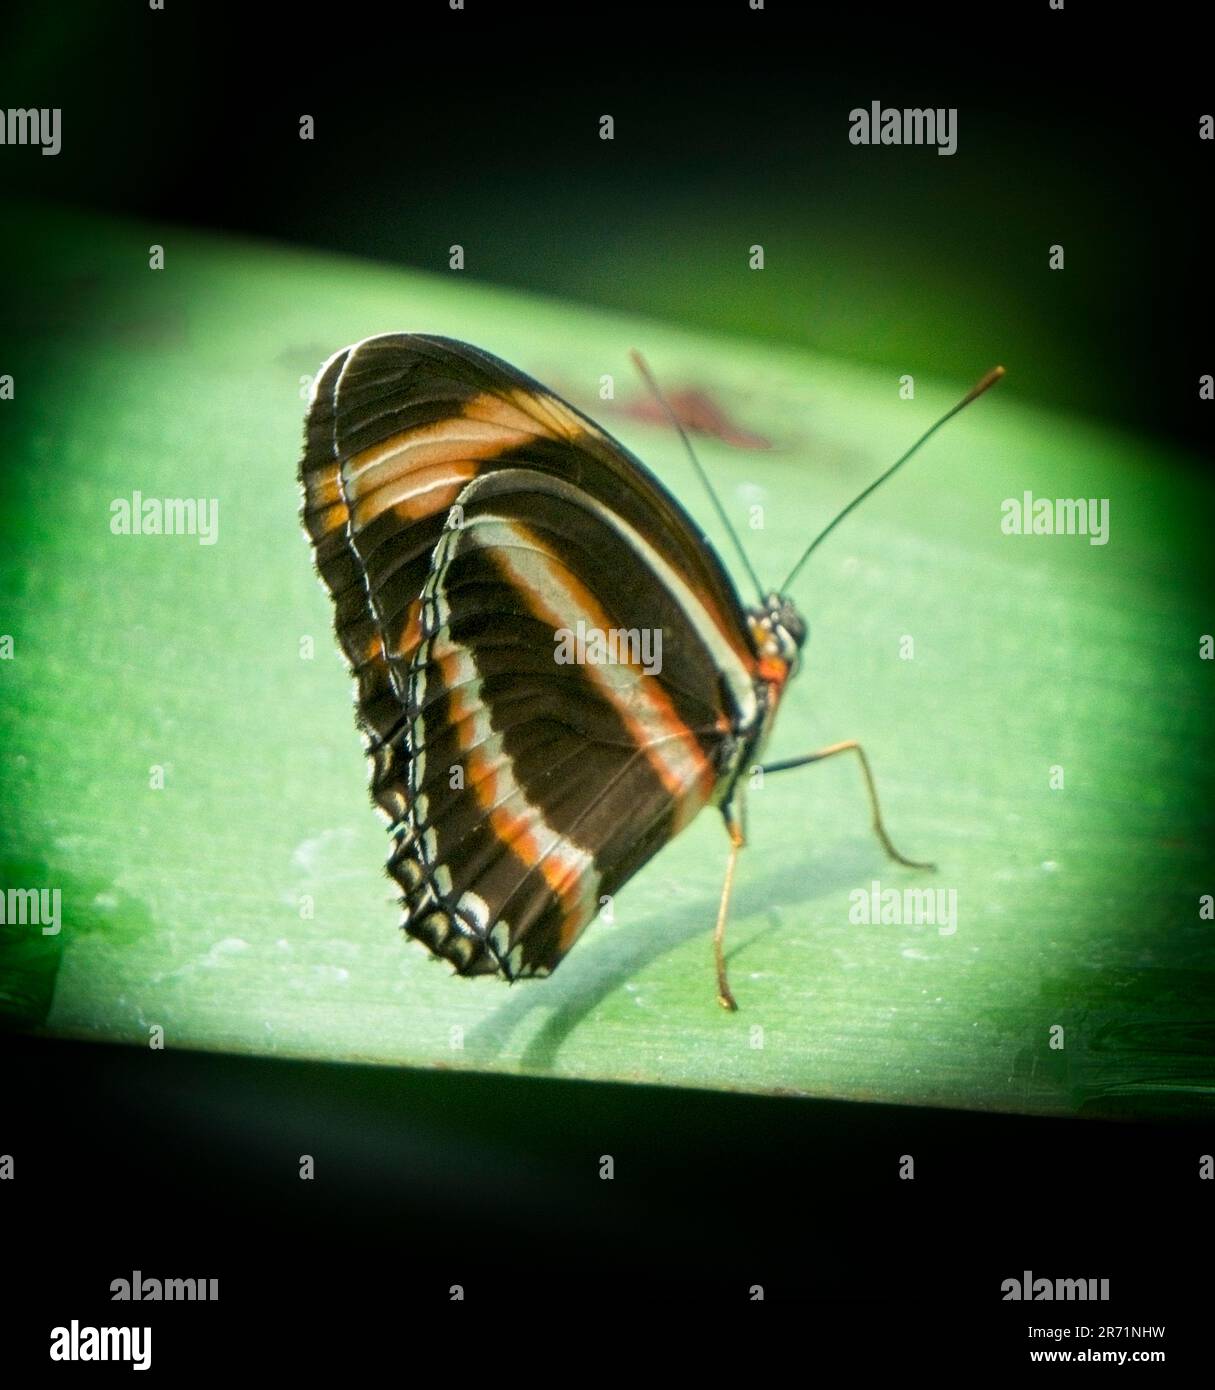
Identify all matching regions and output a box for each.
[713,807,746,1012]
[761,740,935,870]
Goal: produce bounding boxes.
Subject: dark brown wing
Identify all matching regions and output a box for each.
[299,334,761,977]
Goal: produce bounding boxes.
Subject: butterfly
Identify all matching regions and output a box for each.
[299,335,1002,1008]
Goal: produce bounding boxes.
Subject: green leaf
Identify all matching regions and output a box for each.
[1,201,1211,1118]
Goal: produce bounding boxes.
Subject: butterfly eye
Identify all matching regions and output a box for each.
[776,602,807,650]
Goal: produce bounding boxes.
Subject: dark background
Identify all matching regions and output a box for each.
[6,1035,1211,1365]
[2,0,1212,455]
[2,0,1212,1357]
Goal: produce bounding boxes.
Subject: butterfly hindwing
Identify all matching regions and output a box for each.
[393,472,738,976]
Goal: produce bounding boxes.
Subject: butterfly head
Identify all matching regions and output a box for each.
[748,593,807,684]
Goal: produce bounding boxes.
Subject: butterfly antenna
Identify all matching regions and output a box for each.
[630,350,766,604]
[781,365,1006,594]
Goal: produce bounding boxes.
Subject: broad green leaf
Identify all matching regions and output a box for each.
[1,202,1211,1118]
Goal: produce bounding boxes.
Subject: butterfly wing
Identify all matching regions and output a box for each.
[300,334,761,978]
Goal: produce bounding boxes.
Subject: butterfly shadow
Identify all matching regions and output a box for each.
[462,837,887,1073]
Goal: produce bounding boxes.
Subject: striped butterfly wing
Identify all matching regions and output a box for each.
[301,334,761,978]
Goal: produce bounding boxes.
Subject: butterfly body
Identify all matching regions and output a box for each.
[725,594,807,795]
[300,334,804,985]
